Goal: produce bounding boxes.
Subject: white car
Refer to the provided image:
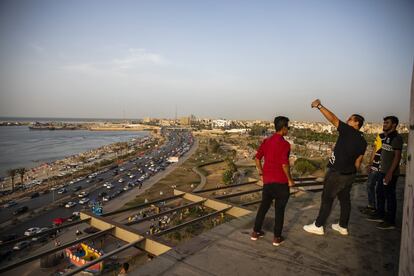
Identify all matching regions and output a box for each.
[103,182,111,188]
[78,191,89,198]
[129,174,135,179]
[118,178,124,183]
[106,183,115,189]
[65,201,77,208]
[79,198,90,205]
[57,188,67,194]
[102,196,110,202]
[24,227,40,236]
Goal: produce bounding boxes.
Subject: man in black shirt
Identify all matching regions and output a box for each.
[304,99,367,236]
[367,116,403,229]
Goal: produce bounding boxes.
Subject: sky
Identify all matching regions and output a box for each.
[0,0,413,122]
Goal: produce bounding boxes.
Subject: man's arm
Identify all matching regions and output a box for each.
[354,155,364,171]
[255,158,263,175]
[384,150,402,183]
[255,158,263,183]
[311,99,339,129]
[282,164,295,187]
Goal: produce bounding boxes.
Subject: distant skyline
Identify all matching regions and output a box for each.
[0,0,413,122]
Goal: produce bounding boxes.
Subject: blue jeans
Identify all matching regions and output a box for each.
[366,171,381,208]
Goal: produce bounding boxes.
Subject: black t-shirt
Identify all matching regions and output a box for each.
[327,121,367,174]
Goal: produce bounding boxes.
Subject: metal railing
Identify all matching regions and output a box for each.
[0,174,403,274]
[0,227,114,273]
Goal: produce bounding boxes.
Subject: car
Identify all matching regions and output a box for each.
[4,201,17,208]
[0,250,13,262]
[13,240,31,250]
[102,196,110,202]
[83,226,99,234]
[106,183,115,189]
[129,174,135,179]
[24,227,40,236]
[37,227,50,234]
[30,192,40,198]
[65,201,77,208]
[98,191,107,197]
[32,234,48,242]
[123,185,130,191]
[57,188,67,194]
[0,234,18,244]
[73,186,82,192]
[79,198,90,205]
[118,178,124,183]
[119,168,125,172]
[13,206,28,215]
[78,191,89,198]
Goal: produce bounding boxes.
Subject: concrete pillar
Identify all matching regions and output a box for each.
[399,63,414,276]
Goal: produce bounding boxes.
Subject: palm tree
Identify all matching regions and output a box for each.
[16,167,27,188]
[7,168,17,192]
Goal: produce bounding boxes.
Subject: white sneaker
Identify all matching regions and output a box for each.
[303,222,324,235]
[331,223,349,235]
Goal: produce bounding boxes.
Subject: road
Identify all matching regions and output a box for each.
[0,129,193,239]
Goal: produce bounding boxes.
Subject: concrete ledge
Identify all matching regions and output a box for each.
[131,179,404,276]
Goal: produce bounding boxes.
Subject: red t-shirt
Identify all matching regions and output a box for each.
[255,133,290,184]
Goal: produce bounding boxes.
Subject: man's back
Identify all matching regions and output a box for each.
[256,133,290,184]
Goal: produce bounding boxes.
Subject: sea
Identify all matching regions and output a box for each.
[0,117,148,178]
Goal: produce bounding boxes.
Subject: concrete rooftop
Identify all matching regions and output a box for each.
[131,178,404,276]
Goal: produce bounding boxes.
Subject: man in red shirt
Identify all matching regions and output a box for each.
[251,116,295,246]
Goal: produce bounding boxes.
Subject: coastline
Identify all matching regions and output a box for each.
[0,128,161,195]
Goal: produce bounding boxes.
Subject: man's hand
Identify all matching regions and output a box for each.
[384,172,393,184]
[288,179,295,187]
[311,99,321,109]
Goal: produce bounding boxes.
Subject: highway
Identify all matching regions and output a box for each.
[0,129,193,239]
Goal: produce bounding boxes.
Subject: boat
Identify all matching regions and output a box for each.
[65,243,104,273]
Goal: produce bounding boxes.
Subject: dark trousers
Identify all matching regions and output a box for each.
[315,169,355,228]
[254,183,290,237]
[366,171,381,208]
[376,173,398,224]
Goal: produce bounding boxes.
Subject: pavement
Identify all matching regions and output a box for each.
[131,178,404,276]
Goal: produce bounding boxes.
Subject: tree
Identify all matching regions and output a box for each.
[294,158,318,176]
[7,168,17,192]
[16,167,27,187]
[222,170,233,185]
[249,124,268,136]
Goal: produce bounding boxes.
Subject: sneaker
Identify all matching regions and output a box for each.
[376,221,396,230]
[359,206,376,215]
[303,222,324,235]
[250,230,265,241]
[331,223,349,235]
[272,236,284,246]
[366,214,384,222]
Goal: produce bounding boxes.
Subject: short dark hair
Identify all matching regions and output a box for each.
[384,115,399,126]
[274,116,289,132]
[351,114,364,129]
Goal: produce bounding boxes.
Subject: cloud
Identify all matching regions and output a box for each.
[60,48,168,75]
[113,48,168,69]
[29,42,45,54]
